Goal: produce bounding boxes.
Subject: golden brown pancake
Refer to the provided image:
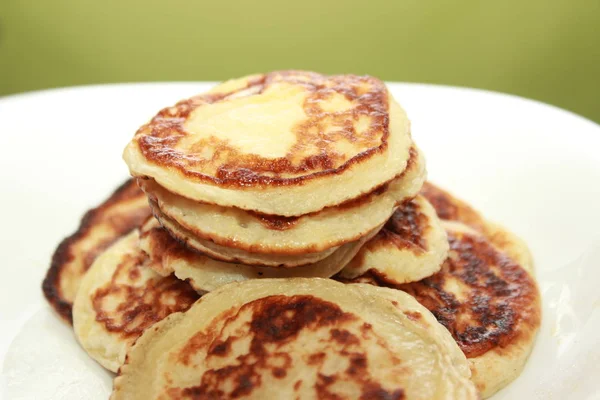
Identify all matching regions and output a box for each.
[111,278,478,399]
[422,182,533,271]
[348,221,541,398]
[123,71,415,216]
[73,230,199,372]
[339,195,449,284]
[42,179,152,323]
[139,218,381,293]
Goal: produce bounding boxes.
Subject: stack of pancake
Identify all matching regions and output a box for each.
[42,71,540,400]
[122,71,427,291]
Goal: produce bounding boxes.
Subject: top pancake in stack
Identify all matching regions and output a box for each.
[124,71,424,268]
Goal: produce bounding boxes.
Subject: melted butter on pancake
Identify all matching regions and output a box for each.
[183,83,305,159]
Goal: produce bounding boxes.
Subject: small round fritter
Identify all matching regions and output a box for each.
[111,279,478,399]
[42,179,152,323]
[137,146,425,263]
[139,218,379,293]
[355,222,541,398]
[72,230,199,373]
[339,195,449,284]
[123,71,415,216]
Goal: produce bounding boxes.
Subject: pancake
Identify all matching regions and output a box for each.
[339,195,449,284]
[72,230,199,373]
[42,179,152,323]
[111,278,478,399]
[348,221,541,398]
[123,71,414,216]
[139,218,381,293]
[422,182,533,271]
[139,147,425,258]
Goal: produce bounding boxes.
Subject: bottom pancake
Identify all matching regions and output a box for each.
[339,195,449,284]
[140,218,380,293]
[346,221,541,398]
[112,278,478,400]
[42,179,152,323]
[72,230,199,372]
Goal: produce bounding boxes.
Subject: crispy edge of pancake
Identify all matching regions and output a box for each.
[42,179,152,323]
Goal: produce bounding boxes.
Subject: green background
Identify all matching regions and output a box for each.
[1,0,599,122]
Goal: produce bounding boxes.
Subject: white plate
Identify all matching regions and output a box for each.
[1,83,599,400]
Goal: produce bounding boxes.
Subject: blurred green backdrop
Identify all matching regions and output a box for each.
[1,0,599,122]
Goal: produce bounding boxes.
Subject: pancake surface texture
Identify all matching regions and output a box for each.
[73,230,199,372]
[42,179,152,322]
[138,146,424,258]
[339,195,449,284]
[112,278,477,399]
[354,221,541,398]
[123,71,414,216]
[139,218,380,293]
